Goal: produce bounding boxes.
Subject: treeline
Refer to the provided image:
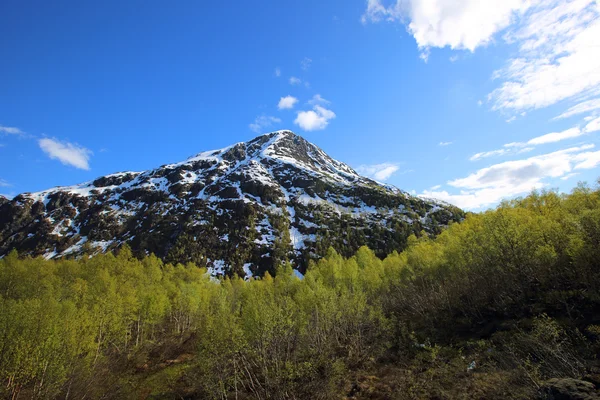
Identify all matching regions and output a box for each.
[1,182,600,399]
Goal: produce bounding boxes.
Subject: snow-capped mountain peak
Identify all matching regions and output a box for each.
[0,131,463,276]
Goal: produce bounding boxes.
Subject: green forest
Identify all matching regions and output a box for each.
[1,182,600,399]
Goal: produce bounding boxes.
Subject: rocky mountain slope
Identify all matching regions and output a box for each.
[0,131,463,276]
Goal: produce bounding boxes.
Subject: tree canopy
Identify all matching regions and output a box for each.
[1,183,599,399]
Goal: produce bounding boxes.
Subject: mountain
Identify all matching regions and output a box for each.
[0,131,463,276]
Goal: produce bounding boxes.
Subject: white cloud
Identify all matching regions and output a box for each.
[584,116,600,133]
[362,0,531,51]
[289,76,302,85]
[362,0,600,119]
[424,144,600,209]
[275,67,281,77]
[308,94,331,106]
[38,138,92,170]
[470,148,509,161]
[561,172,580,180]
[356,163,401,181]
[0,179,10,187]
[452,145,593,189]
[517,147,535,154]
[249,115,282,134]
[439,141,453,146]
[0,125,24,135]
[554,98,600,119]
[278,95,298,110]
[294,105,336,131]
[505,126,586,147]
[301,57,312,70]
[470,126,589,161]
[361,0,400,24]
[431,184,442,190]
[489,0,600,112]
[526,127,584,145]
[422,185,536,210]
[572,148,600,169]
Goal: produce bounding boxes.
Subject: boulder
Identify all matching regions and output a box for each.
[542,378,599,400]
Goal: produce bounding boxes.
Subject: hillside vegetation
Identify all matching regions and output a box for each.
[1,182,600,399]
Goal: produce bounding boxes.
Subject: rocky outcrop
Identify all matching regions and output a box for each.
[542,378,599,400]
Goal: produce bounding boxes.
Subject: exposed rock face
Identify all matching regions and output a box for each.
[542,378,599,400]
[0,131,463,276]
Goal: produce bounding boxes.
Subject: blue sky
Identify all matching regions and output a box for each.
[1,0,599,209]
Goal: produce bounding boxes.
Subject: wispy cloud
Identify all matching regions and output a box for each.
[308,94,331,106]
[517,147,535,154]
[561,172,580,180]
[362,0,600,120]
[470,125,591,161]
[356,163,405,181]
[289,76,302,85]
[274,67,281,77]
[0,179,10,187]
[489,0,600,113]
[249,115,282,134]
[584,116,600,133]
[512,127,585,147]
[439,141,453,146]
[39,138,92,170]
[277,95,298,110]
[470,148,509,161]
[423,144,600,209]
[294,105,336,131]
[554,98,600,120]
[0,125,24,135]
[301,57,312,71]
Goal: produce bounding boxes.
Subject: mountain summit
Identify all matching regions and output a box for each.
[0,131,463,276]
